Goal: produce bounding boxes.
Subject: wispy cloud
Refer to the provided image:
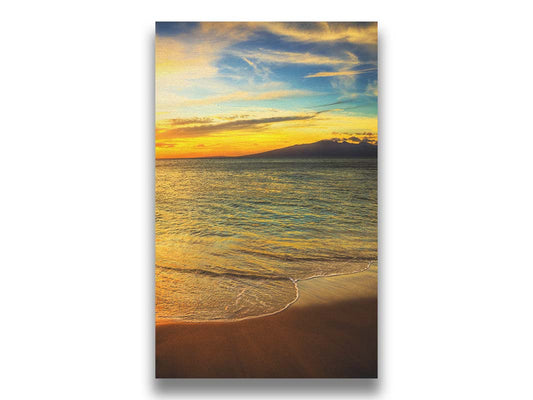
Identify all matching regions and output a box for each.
[235,49,358,66]
[241,56,271,79]
[179,89,315,107]
[257,22,377,45]
[187,22,377,45]
[366,81,378,96]
[305,68,376,78]
[242,57,255,67]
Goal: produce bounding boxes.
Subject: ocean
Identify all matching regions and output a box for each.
[156,158,377,321]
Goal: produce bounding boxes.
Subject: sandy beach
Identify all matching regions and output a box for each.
[156,264,377,378]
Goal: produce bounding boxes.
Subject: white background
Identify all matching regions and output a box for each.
[1,0,532,398]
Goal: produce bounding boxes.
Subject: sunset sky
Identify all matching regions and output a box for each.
[156,22,377,158]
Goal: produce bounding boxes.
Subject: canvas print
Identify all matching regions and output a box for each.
[155,22,378,378]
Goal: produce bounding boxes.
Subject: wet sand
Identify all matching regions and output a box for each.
[156,265,377,378]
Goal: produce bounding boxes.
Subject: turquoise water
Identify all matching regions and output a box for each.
[156,158,377,321]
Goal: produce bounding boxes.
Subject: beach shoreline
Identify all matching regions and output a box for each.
[156,265,377,378]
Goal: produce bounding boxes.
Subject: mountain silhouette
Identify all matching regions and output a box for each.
[239,140,377,158]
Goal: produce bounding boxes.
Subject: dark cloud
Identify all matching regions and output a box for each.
[332,131,374,137]
[315,108,335,115]
[346,136,361,143]
[219,114,249,121]
[314,99,357,108]
[312,101,370,115]
[342,136,376,145]
[158,115,316,139]
[167,117,214,126]
[330,132,377,145]
[331,137,349,143]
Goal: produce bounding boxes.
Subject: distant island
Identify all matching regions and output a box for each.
[238,139,377,158]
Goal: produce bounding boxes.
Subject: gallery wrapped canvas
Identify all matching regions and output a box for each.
[155,22,378,378]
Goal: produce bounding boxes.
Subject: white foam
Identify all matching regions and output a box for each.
[158,259,376,323]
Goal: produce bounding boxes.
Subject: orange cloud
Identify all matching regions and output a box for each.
[305,68,376,78]
[257,22,377,45]
[194,22,377,45]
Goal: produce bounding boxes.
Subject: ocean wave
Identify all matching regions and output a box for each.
[233,249,375,263]
[155,260,376,322]
[155,265,288,281]
[156,256,375,283]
